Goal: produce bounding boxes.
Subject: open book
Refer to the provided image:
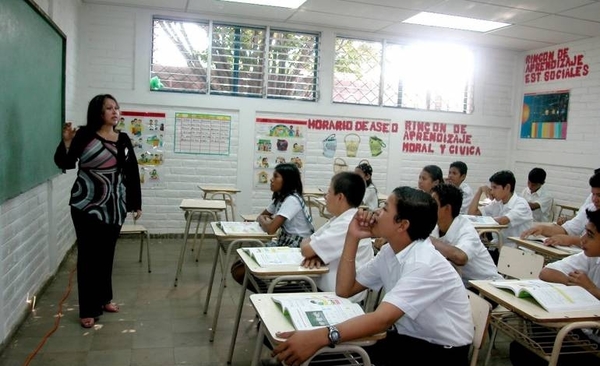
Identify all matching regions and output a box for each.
[242,247,304,267]
[216,221,264,235]
[272,294,364,330]
[524,234,548,243]
[462,215,498,225]
[524,235,583,254]
[490,279,600,312]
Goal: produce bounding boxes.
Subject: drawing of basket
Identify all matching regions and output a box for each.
[369,136,386,157]
[322,134,337,158]
[344,133,360,157]
[333,157,348,173]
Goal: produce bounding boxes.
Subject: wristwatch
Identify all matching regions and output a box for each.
[327,325,341,348]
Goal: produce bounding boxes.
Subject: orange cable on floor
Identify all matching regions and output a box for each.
[22,266,77,366]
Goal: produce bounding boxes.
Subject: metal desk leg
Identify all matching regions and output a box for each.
[174,211,193,287]
[210,241,237,341]
[251,321,266,366]
[145,230,152,273]
[226,266,250,363]
[195,211,218,262]
[203,238,222,315]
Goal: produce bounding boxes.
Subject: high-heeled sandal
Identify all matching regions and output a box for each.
[103,302,120,313]
[80,318,95,328]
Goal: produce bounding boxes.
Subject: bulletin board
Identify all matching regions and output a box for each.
[0,0,66,204]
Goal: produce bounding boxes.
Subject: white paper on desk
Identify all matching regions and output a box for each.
[462,215,498,225]
[217,221,264,235]
[243,247,303,267]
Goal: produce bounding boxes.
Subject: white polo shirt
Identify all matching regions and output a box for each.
[562,202,597,236]
[440,215,503,284]
[544,253,600,288]
[459,182,474,215]
[521,185,554,223]
[356,239,474,347]
[267,194,313,236]
[308,208,374,302]
[479,194,533,246]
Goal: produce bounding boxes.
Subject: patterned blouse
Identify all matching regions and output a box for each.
[54,127,141,225]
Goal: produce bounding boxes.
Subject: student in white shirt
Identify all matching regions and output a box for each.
[418,164,443,194]
[446,161,474,214]
[521,167,553,223]
[521,172,600,247]
[468,170,533,247]
[556,167,600,225]
[430,183,502,285]
[300,172,374,302]
[272,187,473,366]
[354,162,379,210]
[510,208,600,366]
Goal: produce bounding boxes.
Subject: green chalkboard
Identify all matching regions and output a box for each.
[0,0,65,204]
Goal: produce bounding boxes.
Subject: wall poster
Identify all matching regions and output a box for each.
[120,111,166,189]
[174,113,231,155]
[520,91,569,139]
[254,117,307,188]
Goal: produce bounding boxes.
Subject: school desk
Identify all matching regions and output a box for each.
[228,248,329,364]
[508,236,576,263]
[173,199,227,287]
[197,185,241,221]
[469,280,600,366]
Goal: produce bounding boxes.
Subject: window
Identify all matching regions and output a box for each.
[267,30,319,100]
[151,18,320,101]
[333,37,474,113]
[151,18,209,93]
[333,38,382,105]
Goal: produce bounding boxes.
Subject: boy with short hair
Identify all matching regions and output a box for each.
[430,183,502,285]
[521,172,600,247]
[468,170,533,247]
[300,172,374,302]
[272,187,473,366]
[447,161,473,214]
[521,167,554,223]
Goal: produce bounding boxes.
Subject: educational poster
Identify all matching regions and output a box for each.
[254,117,307,188]
[520,91,569,139]
[121,111,166,189]
[174,113,231,155]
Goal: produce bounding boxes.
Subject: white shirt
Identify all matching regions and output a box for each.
[356,239,474,347]
[545,253,600,289]
[439,215,503,284]
[480,194,533,247]
[267,194,313,236]
[308,208,374,302]
[459,182,474,215]
[520,185,553,223]
[562,202,597,236]
[362,184,379,210]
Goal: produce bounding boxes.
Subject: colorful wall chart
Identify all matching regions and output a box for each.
[520,91,569,139]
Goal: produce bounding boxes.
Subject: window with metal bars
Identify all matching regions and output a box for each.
[334,36,474,114]
[151,18,320,101]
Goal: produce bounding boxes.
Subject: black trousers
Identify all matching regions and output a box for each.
[71,207,121,318]
[363,329,470,366]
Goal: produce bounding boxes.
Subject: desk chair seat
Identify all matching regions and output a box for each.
[120,224,151,273]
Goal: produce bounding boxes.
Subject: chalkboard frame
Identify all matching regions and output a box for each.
[0,0,66,204]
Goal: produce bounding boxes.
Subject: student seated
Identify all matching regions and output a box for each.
[354,162,379,210]
[521,172,600,247]
[468,170,533,247]
[521,167,553,223]
[556,168,600,225]
[509,209,600,366]
[430,184,503,285]
[300,172,374,302]
[230,163,314,288]
[418,164,443,194]
[271,187,474,366]
[446,161,474,214]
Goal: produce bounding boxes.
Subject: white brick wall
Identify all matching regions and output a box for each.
[2,0,597,349]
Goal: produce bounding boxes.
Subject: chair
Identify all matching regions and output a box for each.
[119,223,151,273]
[483,246,545,366]
[302,344,373,366]
[467,289,492,366]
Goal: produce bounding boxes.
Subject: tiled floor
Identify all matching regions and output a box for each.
[0,237,513,366]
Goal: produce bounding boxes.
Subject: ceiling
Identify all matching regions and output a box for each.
[82,0,600,52]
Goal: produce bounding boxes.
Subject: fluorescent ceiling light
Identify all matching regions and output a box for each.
[218,0,306,9]
[403,12,510,32]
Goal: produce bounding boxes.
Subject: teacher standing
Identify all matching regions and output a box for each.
[54,94,142,328]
